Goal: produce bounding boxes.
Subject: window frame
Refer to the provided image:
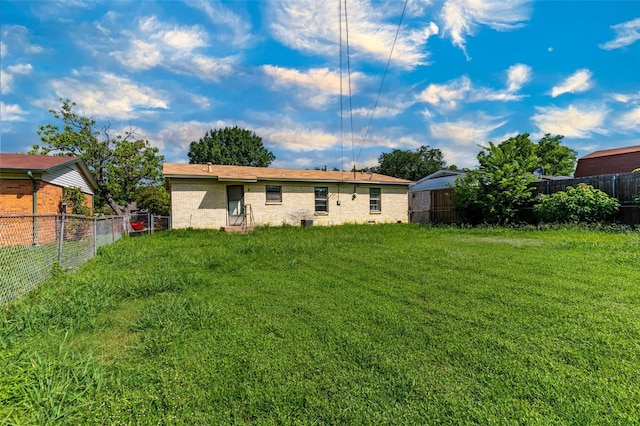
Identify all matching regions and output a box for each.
[265,185,282,204]
[369,187,381,213]
[314,186,329,213]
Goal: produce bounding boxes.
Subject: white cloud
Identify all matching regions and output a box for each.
[440,0,532,58]
[48,71,169,120]
[7,64,33,75]
[0,102,27,122]
[406,0,434,17]
[531,104,608,138]
[506,63,531,93]
[0,70,13,95]
[550,69,593,98]
[188,0,253,47]
[364,134,422,150]
[268,0,439,70]
[262,65,365,109]
[1,25,44,56]
[612,91,640,103]
[190,94,211,109]
[258,119,340,152]
[599,17,640,50]
[430,114,507,146]
[439,146,478,169]
[110,16,237,82]
[417,63,531,109]
[615,107,640,131]
[417,76,472,109]
[351,104,408,119]
[154,120,228,153]
[0,63,33,94]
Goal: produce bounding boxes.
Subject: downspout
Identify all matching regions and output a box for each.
[27,171,38,245]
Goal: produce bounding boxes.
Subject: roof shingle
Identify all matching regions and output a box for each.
[0,153,80,171]
[163,163,413,185]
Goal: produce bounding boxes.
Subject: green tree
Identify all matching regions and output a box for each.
[452,134,538,224]
[136,186,171,216]
[188,126,275,166]
[31,99,164,215]
[534,134,577,176]
[376,146,450,181]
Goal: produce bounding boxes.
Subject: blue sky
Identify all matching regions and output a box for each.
[1,0,639,171]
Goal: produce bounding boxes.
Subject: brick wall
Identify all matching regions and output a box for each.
[170,179,409,229]
[0,179,93,215]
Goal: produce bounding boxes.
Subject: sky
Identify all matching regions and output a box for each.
[1,0,639,172]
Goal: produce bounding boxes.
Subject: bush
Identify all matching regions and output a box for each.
[535,184,620,223]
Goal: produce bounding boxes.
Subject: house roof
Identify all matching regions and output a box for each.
[163,163,413,185]
[409,169,466,191]
[574,145,640,177]
[579,145,640,159]
[0,153,98,190]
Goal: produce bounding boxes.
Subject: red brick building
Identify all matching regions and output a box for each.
[574,145,640,177]
[1,154,97,215]
[1,154,98,245]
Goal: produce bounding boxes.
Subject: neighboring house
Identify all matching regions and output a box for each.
[0,153,97,215]
[408,170,466,223]
[574,145,640,177]
[163,163,412,229]
[0,153,98,245]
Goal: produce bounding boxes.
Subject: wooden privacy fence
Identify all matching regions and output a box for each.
[425,172,640,225]
[531,173,640,225]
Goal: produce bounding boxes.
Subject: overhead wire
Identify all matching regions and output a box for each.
[343,0,356,176]
[339,0,344,180]
[354,0,409,166]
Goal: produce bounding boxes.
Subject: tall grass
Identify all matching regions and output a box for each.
[1,225,639,424]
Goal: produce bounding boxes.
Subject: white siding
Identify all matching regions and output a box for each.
[44,164,94,195]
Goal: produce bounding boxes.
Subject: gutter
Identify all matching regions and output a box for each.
[27,170,38,245]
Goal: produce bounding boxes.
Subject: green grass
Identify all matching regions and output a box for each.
[1,224,639,424]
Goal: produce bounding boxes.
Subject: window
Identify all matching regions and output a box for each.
[369,188,381,212]
[315,187,328,212]
[266,185,282,203]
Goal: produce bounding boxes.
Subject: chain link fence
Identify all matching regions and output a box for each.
[129,212,171,235]
[0,214,126,305]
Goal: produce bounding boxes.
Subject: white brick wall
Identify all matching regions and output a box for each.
[170,179,409,229]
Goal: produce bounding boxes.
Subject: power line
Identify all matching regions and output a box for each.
[343,0,356,176]
[339,0,344,179]
[355,0,409,165]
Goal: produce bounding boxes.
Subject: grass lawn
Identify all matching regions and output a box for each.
[1,224,639,424]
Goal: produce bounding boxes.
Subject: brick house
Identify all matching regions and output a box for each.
[0,154,98,245]
[163,163,412,229]
[0,153,97,215]
[574,145,640,177]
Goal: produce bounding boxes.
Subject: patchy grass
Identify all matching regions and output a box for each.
[1,224,639,424]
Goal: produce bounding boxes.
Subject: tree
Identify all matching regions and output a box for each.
[136,185,171,216]
[452,134,538,224]
[534,134,577,176]
[31,99,164,215]
[188,126,275,167]
[376,146,449,181]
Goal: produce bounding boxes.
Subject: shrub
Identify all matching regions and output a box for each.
[62,187,91,216]
[535,183,619,223]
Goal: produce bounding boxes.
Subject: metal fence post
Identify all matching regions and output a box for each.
[93,218,97,256]
[150,213,154,234]
[58,214,65,266]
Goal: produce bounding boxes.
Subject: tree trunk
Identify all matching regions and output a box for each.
[101,187,123,216]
